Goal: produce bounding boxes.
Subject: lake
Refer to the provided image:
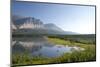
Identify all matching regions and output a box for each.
[12,36,84,58]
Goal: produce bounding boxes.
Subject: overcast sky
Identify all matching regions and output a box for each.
[12,1,95,34]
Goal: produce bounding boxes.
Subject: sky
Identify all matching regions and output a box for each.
[12,1,95,34]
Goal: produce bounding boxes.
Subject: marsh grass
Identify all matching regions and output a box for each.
[12,35,96,66]
[12,45,95,66]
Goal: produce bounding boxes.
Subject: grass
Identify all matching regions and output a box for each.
[12,35,96,66]
[47,38,71,45]
[47,37,95,47]
[47,34,95,44]
[12,45,95,66]
[46,36,96,62]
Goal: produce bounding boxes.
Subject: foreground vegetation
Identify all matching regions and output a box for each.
[12,34,96,66]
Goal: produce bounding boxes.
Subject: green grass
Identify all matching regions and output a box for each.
[47,37,94,47]
[47,34,95,44]
[46,36,96,63]
[47,38,71,45]
[12,44,95,66]
[12,35,96,66]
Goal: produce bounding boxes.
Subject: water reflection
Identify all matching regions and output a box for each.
[12,37,84,58]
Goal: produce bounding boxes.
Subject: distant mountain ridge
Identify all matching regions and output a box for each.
[12,15,78,35]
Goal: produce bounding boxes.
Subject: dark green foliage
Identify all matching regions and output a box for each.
[48,34,95,44]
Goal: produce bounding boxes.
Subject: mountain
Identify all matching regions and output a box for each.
[12,15,78,35]
[14,17,43,25]
[44,23,63,31]
[12,15,25,21]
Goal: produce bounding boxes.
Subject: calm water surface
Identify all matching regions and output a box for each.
[12,36,84,58]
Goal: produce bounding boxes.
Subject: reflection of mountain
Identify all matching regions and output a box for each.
[12,41,26,53]
[12,15,77,35]
[12,37,51,53]
[12,37,78,57]
[12,37,53,53]
[12,41,43,53]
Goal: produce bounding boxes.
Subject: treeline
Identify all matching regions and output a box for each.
[12,33,47,37]
[47,34,96,44]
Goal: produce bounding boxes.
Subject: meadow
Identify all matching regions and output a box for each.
[12,34,96,66]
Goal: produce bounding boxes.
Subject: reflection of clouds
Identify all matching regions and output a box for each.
[19,41,35,48]
[19,41,43,52]
[12,40,43,52]
[18,41,47,47]
[71,46,85,51]
[12,37,85,58]
[12,41,16,46]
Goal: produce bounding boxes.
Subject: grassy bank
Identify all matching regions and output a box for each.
[12,45,95,66]
[12,35,96,66]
